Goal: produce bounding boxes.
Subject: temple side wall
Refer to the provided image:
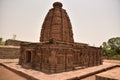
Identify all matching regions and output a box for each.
[73,45,102,68]
[88,47,103,67]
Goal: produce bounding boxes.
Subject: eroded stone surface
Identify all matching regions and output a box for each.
[40,2,74,43]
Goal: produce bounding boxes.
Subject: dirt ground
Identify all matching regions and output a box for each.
[0,59,25,80]
[0,66,27,80]
[103,59,120,64]
[0,59,18,63]
[81,75,95,80]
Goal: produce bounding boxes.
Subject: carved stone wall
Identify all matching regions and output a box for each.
[40,2,74,43]
[19,42,75,73]
[19,42,102,73]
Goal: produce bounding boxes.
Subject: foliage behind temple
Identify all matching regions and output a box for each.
[102,37,120,57]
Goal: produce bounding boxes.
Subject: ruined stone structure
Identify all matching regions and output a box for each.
[19,2,103,73]
[0,46,20,59]
[5,39,30,46]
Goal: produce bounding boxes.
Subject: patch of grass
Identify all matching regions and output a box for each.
[104,54,120,59]
[0,41,5,46]
[112,54,120,59]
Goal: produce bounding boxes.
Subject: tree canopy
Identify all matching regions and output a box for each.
[102,37,120,57]
[0,38,5,45]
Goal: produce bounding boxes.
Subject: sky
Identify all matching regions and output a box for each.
[0,0,120,47]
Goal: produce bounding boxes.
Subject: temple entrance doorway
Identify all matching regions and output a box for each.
[26,51,32,63]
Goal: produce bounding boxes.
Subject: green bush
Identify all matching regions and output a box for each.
[102,37,120,58]
[112,54,120,58]
[0,41,5,45]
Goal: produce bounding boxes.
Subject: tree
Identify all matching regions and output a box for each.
[108,37,120,54]
[0,37,4,45]
[12,34,16,40]
[108,37,120,48]
[0,38,2,42]
[102,42,110,56]
[102,37,120,56]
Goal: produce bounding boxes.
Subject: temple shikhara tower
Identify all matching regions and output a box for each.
[19,2,103,73]
[40,2,74,43]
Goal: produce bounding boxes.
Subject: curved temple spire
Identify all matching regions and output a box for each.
[40,2,74,43]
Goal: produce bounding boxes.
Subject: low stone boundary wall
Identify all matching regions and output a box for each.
[5,39,30,46]
[0,46,20,59]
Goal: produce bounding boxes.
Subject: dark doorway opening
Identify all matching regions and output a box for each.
[26,51,31,63]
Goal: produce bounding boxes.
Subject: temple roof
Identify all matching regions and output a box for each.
[40,2,74,43]
[53,2,63,8]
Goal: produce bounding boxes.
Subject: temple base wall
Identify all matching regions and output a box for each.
[19,42,103,73]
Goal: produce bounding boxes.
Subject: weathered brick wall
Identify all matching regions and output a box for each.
[0,46,20,59]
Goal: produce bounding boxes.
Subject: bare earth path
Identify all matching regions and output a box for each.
[0,65,27,80]
[103,59,120,64]
[0,59,26,80]
[0,59,18,63]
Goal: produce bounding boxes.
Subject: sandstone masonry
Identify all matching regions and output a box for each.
[19,2,103,73]
[0,46,20,59]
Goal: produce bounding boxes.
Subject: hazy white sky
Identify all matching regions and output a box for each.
[0,0,120,47]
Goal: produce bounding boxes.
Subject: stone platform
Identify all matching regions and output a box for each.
[96,67,120,80]
[0,62,119,80]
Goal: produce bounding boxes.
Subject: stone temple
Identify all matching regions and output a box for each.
[19,2,103,73]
